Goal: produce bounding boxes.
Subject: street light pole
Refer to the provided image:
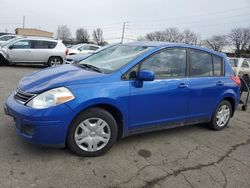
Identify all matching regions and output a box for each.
[121,22,126,44]
[22,16,25,28]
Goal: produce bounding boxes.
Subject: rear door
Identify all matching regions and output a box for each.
[30,40,49,62]
[187,50,225,121]
[8,40,33,62]
[128,48,190,130]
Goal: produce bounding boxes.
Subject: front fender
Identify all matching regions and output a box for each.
[65,81,129,136]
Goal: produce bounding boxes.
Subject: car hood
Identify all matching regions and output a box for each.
[68,49,79,54]
[66,54,90,62]
[19,64,107,93]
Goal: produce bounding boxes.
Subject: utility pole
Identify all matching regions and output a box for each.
[22,16,25,28]
[121,22,126,44]
[57,25,60,39]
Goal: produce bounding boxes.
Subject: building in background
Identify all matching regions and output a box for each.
[15,28,53,38]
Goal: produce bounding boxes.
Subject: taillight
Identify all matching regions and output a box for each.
[231,76,241,86]
[65,48,69,56]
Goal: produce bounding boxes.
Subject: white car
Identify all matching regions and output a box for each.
[68,44,100,55]
[0,35,18,46]
[228,57,250,77]
[0,37,68,66]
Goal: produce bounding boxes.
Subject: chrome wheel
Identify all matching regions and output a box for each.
[74,118,111,152]
[50,58,61,66]
[216,105,230,127]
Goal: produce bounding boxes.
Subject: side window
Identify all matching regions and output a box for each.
[44,41,57,49]
[12,40,31,49]
[190,50,213,77]
[140,49,187,79]
[122,65,139,80]
[213,55,223,76]
[241,61,250,68]
[31,40,45,49]
[89,46,99,51]
[228,59,238,67]
[79,45,89,51]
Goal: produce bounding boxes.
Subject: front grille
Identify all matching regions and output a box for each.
[14,87,35,104]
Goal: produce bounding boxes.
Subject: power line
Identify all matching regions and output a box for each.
[129,13,250,29]
[128,6,250,24]
[128,17,250,31]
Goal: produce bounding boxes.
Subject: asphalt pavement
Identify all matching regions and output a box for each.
[0,65,250,188]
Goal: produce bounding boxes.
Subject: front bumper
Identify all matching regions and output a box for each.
[4,91,77,146]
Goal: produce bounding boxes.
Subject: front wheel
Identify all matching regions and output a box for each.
[67,108,118,157]
[209,100,232,130]
[48,57,63,67]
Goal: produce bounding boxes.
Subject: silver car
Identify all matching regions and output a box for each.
[0,34,18,46]
[0,37,67,66]
[68,43,100,55]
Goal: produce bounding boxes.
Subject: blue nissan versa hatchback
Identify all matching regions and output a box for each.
[4,42,241,156]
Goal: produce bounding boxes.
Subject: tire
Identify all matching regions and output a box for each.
[67,108,118,157]
[48,57,63,67]
[209,100,232,130]
[0,55,6,66]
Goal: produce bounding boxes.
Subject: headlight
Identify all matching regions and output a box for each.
[27,87,75,109]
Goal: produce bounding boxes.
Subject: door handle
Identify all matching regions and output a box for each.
[217,81,224,86]
[178,83,188,88]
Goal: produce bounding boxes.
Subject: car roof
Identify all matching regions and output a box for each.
[126,41,225,58]
[0,34,17,38]
[18,36,59,42]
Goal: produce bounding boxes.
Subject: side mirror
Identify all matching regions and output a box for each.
[9,45,14,50]
[137,70,155,81]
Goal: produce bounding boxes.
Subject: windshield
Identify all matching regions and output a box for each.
[228,59,238,67]
[78,44,151,73]
[0,37,21,47]
[70,44,83,49]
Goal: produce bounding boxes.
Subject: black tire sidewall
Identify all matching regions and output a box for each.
[67,108,118,157]
[210,100,232,130]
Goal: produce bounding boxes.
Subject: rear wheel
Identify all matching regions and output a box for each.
[209,100,232,130]
[67,108,118,157]
[48,57,63,67]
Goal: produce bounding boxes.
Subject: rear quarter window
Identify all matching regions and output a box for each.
[44,41,57,49]
[213,55,223,76]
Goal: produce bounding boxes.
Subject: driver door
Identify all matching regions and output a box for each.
[8,40,33,62]
[128,48,190,131]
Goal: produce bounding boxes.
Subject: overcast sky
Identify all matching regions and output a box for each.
[0,0,250,43]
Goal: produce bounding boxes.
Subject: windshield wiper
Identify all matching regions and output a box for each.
[77,64,102,73]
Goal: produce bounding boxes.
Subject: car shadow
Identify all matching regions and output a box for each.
[15,123,210,158]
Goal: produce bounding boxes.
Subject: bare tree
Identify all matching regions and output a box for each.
[181,29,198,45]
[228,27,250,57]
[164,28,183,43]
[56,25,71,41]
[145,28,198,44]
[145,31,165,41]
[145,28,182,42]
[93,28,105,46]
[203,35,228,52]
[75,28,90,43]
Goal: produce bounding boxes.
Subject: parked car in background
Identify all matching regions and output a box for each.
[65,44,118,64]
[65,54,90,64]
[0,34,18,46]
[4,42,240,157]
[68,43,100,55]
[0,32,13,37]
[228,57,250,77]
[0,37,68,66]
